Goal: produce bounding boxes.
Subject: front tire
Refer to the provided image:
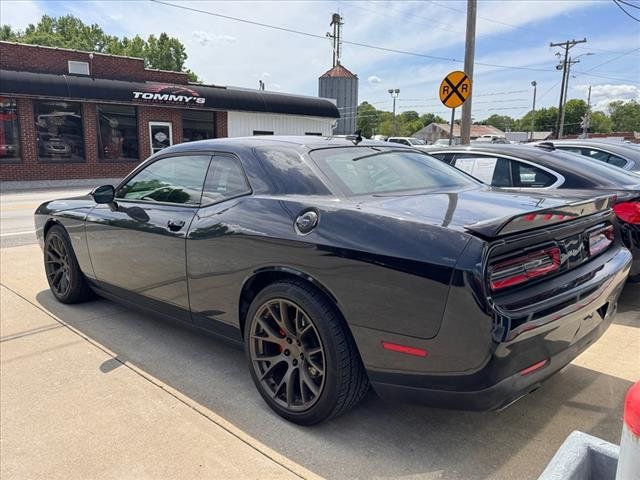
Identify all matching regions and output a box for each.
[244,280,369,425]
[44,224,93,304]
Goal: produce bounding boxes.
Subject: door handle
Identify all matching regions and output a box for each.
[167,219,186,231]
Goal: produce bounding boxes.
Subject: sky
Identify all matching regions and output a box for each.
[1,0,639,123]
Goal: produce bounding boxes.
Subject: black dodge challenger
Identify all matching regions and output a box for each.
[35,136,632,425]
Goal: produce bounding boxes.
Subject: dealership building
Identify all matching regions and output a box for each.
[0,42,339,182]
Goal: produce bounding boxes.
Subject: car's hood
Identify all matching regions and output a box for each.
[357,186,611,235]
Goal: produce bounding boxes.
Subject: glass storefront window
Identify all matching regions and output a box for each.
[97,104,139,161]
[34,101,84,162]
[0,97,20,163]
[182,110,215,142]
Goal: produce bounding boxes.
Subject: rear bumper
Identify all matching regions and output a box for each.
[366,246,632,410]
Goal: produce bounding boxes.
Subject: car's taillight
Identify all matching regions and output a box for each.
[489,247,561,291]
[613,201,640,224]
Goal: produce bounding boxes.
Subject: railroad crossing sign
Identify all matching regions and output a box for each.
[439,71,472,109]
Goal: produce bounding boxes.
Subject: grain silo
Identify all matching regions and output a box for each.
[318,14,359,135]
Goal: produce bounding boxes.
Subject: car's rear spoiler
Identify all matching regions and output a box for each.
[464,195,615,238]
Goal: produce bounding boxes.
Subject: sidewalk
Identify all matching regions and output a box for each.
[0,246,321,480]
[1,178,122,192]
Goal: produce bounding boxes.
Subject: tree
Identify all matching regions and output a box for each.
[589,111,612,133]
[419,113,446,126]
[562,99,588,135]
[480,114,515,131]
[609,100,640,131]
[356,102,379,138]
[1,15,199,81]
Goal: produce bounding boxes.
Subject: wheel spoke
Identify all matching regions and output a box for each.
[255,317,282,342]
[286,368,297,407]
[52,270,63,289]
[299,367,307,404]
[306,346,323,356]
[259,358,285,381]
[301,367,320,396]
[307,356,324,374]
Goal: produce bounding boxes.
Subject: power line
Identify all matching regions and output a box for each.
[150,0,556,73]
[613,0,640,21]
[619,0,640,9]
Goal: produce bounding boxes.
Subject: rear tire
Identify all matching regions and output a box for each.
[244,280,369,425]
[44,225,93,304]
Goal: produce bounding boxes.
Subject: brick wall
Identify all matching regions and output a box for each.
[0,41,189,84]
[215,111,228,138]
[137,106,184,158]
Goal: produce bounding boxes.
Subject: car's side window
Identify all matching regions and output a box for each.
[453,155,512,186]
[511,161,557,187]
[116,155,211,205]
[201,155,251,205]
[605,154,627,168]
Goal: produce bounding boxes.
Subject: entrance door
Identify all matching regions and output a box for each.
[149,121,173,154]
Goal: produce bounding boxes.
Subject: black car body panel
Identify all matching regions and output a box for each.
[34,136,632,411]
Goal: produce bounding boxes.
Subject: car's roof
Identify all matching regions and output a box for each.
[539,139,640,154]
[160,135,405,155]
[427,144,640,188]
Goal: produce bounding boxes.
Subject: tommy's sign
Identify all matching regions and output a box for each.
[132,85,206,105]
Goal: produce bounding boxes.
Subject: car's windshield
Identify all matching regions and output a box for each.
[408,138,426,145]
[310,147,477,196]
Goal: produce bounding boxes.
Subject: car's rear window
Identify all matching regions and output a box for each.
[309,147,476,196]
[544,150,640,187]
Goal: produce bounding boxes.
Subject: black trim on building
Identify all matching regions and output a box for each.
[0,70,340,118]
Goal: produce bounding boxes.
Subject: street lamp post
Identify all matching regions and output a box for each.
[530,81,537,142]
[388,88,400,135]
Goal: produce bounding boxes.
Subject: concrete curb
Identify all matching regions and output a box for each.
[538,430,619,480]
[1,178,122,192]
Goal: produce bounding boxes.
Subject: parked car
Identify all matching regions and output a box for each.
[428,144,640,280]
[472,135,509,144]
[433,138,460,146]
[535,140,640,172]
[38,134,72,158]
[35,136,631,424]
[387,136,427,146]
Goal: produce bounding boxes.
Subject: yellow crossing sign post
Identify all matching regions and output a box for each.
[439,71,472,145]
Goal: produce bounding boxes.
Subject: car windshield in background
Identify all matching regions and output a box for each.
[549,150,640,186]
[310,147,476,196]
[408,138,426,145]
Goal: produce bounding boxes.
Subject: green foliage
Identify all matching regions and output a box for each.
[479,114,515,131]
[1,15,199,81]
[609,100,640,131]
[356,103,445,138]
[562,99,588,135]
[589,111,612,133]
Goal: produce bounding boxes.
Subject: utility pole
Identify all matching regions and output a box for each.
[460,0,476,145]
[530,80,537,141]
[388,88,400,135]
[550,38,586,139]
[582,85,592,138]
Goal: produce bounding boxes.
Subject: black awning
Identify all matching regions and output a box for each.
[0,69,339,119]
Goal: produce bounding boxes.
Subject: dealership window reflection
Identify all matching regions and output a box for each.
[0,97,20,163]
[182,110,215,142]
[35,101,84,162]
[98,104,138,161]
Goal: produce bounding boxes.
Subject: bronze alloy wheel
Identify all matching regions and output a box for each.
[45,232,72,298]
[249,298,326,411]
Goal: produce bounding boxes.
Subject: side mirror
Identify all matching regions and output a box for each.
[91,185,115,204]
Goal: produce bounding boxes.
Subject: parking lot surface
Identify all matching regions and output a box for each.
[1,187,639,480]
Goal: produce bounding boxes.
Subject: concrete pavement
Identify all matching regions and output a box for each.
[1,241,638,480]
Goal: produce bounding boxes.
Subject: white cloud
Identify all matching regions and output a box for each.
[192,31,237,46]
[575,84,640,111]
[368,75,382,85]
[0,0,43,30]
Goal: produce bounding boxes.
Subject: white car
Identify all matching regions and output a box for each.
[387,137,427,147]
